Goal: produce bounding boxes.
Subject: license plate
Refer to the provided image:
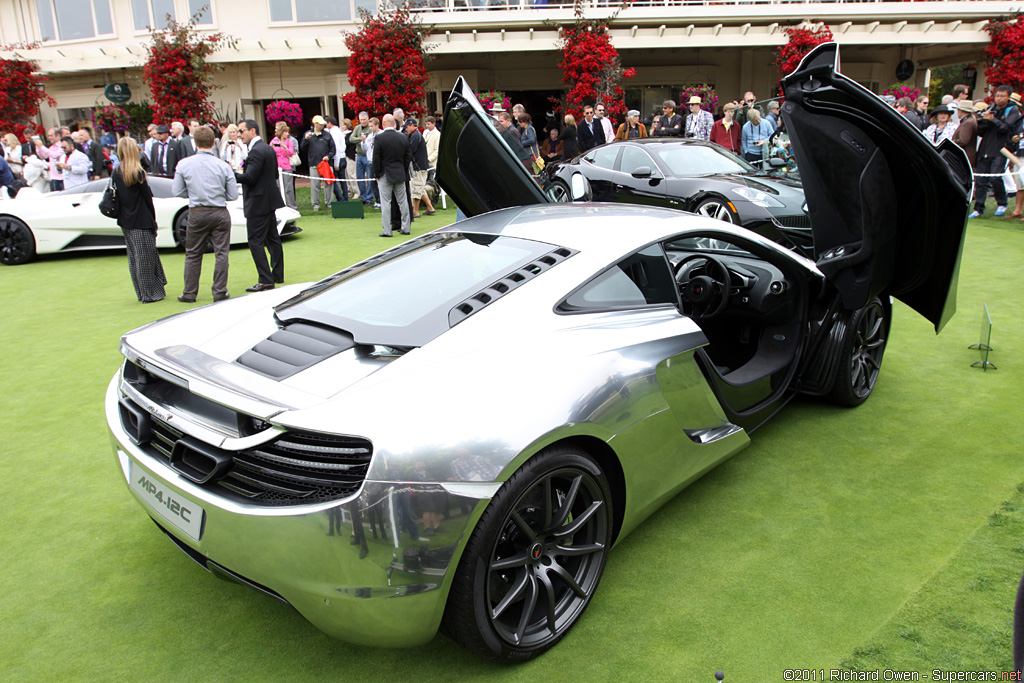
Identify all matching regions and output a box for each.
[130,462,205,541]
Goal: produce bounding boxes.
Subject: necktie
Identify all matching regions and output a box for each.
[156,143,165,173]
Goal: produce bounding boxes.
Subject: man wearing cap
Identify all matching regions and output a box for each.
[654,100,683,137]
[614,110,647,140]
[710,102,742,154]
[971,85,1021,218]
[300,115,336,211]
[923,104,958,145]
[684,96,714,141]
[151,124,172,176]
[405,118,435,218]
[952,101,979,170]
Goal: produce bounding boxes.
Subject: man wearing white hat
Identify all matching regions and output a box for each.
[300,114,336,211]
[684,96,714,141]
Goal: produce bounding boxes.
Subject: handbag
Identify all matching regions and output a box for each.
[98,176,119,218]
[287,139,301,167]
[529,142,545,174]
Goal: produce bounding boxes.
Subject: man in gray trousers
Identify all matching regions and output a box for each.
[372,114,412,237]
[172,125,239,302]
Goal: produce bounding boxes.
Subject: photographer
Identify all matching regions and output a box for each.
[970,85,1021,218]
[684,96,714,141]
[219,123,247,173]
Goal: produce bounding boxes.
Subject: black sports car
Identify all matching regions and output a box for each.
[540,137,811,248]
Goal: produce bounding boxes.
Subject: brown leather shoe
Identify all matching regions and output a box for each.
[213,293,230,302]
[245,283,275,293]
[177,295,196,303]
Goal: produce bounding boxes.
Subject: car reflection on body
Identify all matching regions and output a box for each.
[105,44,969,661]
[0,177,301,265]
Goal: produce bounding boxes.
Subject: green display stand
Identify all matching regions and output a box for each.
[332,201,365,220]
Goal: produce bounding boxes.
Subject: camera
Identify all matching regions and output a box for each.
[685,131,696,138]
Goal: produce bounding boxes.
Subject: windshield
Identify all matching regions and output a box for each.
[277,232,558,348]
[652,144,754,176]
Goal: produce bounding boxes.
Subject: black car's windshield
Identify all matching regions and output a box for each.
[277,232,557,348]
[652,144,754,176]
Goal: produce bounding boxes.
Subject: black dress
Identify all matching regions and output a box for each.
[556,125,579,160]
[113,167,166,303]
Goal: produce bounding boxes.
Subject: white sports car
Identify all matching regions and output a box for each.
[0,176,301,265]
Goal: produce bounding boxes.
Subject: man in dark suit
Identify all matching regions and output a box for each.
[167,121,196,176]
[577,104,600,152]
[79,128,108,179]
[235,119,286,291]
[372,114,412,237]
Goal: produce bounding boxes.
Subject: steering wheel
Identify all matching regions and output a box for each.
[674,254,733,319]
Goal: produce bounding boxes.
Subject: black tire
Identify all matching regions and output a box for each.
[442,446,613,661]
[172,210,189,248]
[693,197,738,224]
[546,179,571,203]
[828,297,889,407]
[0,216,36,265]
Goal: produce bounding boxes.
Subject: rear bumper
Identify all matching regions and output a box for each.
[105,376,485,647]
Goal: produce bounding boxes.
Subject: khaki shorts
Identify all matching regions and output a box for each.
[411,169,428,197]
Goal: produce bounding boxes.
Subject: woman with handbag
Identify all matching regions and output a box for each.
[270,121,299,210]
[112,137,166,303]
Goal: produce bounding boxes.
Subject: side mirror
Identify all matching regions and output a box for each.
[631,166,653,178]
[768,157,786,168]
[570,173,587,200]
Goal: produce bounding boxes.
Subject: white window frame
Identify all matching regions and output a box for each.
[185,0,217,28]
[267,0,359,26]
[35,0,116,45]
[131,0,177,33]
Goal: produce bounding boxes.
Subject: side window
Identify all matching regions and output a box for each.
[619,146,656,175]
[586,145,619,171]
[561,244,678,311]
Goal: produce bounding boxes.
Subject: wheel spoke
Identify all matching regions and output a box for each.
[491,551,531,571]
[512,573,539,644]
[542,476,553,530]
[549,474,582,531]
[510,510,537,540]
[850,359,863,387]
[536,570,558,635]
[548,562,587,598]
[554,542,605,557]
[552,500,601,539]
[491,569,530,620]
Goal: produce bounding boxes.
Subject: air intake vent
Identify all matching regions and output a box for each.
[236,322,356,380]
[448,247,576,326]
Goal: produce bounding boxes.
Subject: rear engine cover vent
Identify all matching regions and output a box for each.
[236,322,356,380]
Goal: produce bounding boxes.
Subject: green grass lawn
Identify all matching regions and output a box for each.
[1,195,1021,681]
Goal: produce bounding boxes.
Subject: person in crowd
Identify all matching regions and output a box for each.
[112,137,166,303]
[971,85,1021,218]
[951,100,979,170]
[2,133,23,178]
[235,119,286,291]
[741,108,773,166]
[362,117,381,209]
[496,112,532,167]
[79,128,107,179]
[556,113,579,159]
[56,136,89,189]
[923,104,958,145]
[103,142,119,172]
[22,151,48,193]
[895,97,913,120]
[614,109,647,140]
[166,121,195,176]
[765,101,781,130]
[423,116,440,174]
[143,123,159,162]
[541,126,564,161]
[509,104,526,144]
[684,96,714,140]
[150,124,172,176]
[951,84,971,123]
[595,102,616,144]
[373,114,411,237]
[577,104,600,152]
[352,111,375,207]
[710,102,742,154]
[220,123,247,173]
[405,118,435,217]
[325,115,348,203]
[269,121,298,210]
[654,100,682,136]
[0,152,15,196]
[41,127,64,191]
[343,118,360,202]
[906,95,930,131]
[738,91,764,125]
[518,113,539,163]
[300,115,336,211]
[172,125,238,304]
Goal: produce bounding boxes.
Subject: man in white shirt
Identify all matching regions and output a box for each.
[423,116,440,170]
[325,116,348,202]
[56,136,90,189]
[595,103,615,144]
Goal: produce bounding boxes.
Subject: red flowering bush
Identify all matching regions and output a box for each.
[143,16,233,124]
[265,100,303,130]
[477,91,511,113]
[882,84,920,102]
[984,15,1024,91]
[343,8,431,117]
[681,85,717,114]
[554,0,630,123]
[623,68,637,80]
[775,25,834,77]
[0,58,55,141]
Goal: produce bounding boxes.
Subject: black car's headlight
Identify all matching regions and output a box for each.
[731,187,784,208]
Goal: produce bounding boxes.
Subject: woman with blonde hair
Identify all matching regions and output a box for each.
[270,121,298,210]
[741,107,773,166]
[113,136,166,303]
[555,113,579,160]
[2,132,23,177]
[220,122,247,173]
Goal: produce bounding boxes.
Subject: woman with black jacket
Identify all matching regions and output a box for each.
[113,137,166,303]
[556,114,579,160]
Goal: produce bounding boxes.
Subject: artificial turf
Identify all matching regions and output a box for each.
[1,192,1021,681]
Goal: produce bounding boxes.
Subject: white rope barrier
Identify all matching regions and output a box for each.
[278,167,448,210]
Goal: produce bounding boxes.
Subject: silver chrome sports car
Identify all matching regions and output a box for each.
[0,176,301,265]
[105,45,969,660]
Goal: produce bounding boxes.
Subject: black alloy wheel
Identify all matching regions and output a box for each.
[0,216,36,265]
[693,197,737,224]
[442,447,612,661]
[828,297,888,407]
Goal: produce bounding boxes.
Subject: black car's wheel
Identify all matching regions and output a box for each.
[546,179,572,203]
[828,297,889,407]
[443,446,612,661]
[693,197,737,224]
[0,216,36,265]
